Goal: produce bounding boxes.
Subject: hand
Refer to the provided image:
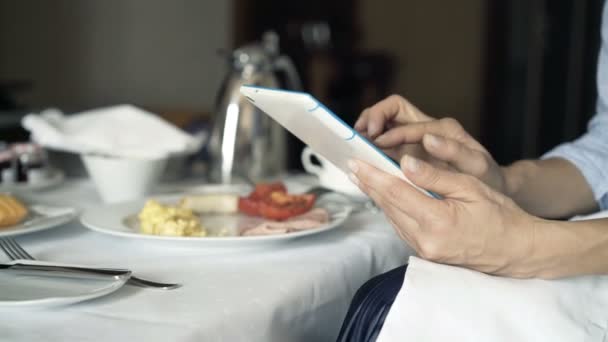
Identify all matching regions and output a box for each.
[354,95,433,162]
[348,156,539,278]
[355,95,433,139]
[356,95,507,193]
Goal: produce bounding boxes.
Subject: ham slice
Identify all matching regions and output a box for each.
[241,208,330,236]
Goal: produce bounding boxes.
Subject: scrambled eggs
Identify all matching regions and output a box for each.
[138,199,207,237]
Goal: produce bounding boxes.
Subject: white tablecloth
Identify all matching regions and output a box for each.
[0,178,413,342]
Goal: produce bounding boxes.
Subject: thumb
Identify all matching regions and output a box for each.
[401,154,475,198]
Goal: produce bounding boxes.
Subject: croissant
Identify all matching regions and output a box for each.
[0,194,28,227]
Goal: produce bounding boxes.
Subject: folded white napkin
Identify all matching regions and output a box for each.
[377,256,608,341]
[22,105,204,159]
[572,209,608,221]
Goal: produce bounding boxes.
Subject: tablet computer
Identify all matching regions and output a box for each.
[240,85,438,198]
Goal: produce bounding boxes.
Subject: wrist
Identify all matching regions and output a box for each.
[501,160,538,198]
[507,218,578,279]
[499,214,546,278]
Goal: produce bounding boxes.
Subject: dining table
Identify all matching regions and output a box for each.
[0,175,414,342]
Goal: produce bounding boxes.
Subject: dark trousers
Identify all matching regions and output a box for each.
[336,265,408,342]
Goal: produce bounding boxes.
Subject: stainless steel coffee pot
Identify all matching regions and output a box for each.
[208,32,301,183]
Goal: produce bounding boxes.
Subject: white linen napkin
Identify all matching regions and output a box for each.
[377,256,608,342]
[571,210,608,221]
[22,105,204,159]
[377,209,608,342]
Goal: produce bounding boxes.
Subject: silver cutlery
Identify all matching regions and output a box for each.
[0,262,132,281]
[0,237,181,290]
[305,186,378,214]
[305,186,333,197]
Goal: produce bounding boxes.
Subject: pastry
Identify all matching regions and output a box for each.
[0,194,28,228]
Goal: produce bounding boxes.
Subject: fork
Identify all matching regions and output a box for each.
[305,186,378,214]
[0,237,181,290]
[305,186,333,198]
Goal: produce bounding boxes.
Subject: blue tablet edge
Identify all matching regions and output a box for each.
[241,85,441,199]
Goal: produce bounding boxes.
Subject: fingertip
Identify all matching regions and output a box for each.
[348,172,360,187]
[351,159,374,177]
[348,159,376,188]
[368,123,380,138]
[401,155,421,174]
[423,133,443,149]
[354,120,364,131]
[355,108,370,131]
[373,133,387,145]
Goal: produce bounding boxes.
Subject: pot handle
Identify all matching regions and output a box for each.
[274,55,302,91]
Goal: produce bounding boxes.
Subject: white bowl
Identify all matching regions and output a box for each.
[82,154,167,203]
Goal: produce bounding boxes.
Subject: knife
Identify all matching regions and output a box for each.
[0,262,132,281]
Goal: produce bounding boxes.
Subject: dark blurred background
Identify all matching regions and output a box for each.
[0,0,604,168]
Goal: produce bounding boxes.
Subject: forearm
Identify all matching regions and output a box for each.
[502,158,598,218]
[513,218,608,279]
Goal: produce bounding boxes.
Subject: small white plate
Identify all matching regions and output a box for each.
[0,204,78,237]
[80,193,351,246]
[0,263,128,309]
[0,169,64,193]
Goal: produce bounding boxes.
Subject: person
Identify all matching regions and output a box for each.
[336,4,608,341]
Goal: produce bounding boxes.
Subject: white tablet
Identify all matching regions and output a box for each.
[240,85,439,198]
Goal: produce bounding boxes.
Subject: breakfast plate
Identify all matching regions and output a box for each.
[0,269,129,309]
[0,204,78,238]
[80,193,352,246]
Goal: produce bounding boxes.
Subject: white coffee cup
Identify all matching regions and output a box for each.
[301,147,367,199]
[82,154,167,203]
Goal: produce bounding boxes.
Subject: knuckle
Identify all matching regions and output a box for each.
[439,117,466,138]
[502,195,518,208]
[418,239,443,260]
[368,108,384,120]
[459,173,483,192]
[421,120,437,131]
[440,117,462,130]
[473,155,490,176]
[421,167,442,188]
[387,94,403,102]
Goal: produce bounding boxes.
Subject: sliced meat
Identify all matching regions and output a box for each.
[240,208,330,236]
[287,207,329,224]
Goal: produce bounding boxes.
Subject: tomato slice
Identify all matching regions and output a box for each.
[258,193,316,221]
[249,182,287,201]
[238,182,315,220]
[238,197,260,216]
